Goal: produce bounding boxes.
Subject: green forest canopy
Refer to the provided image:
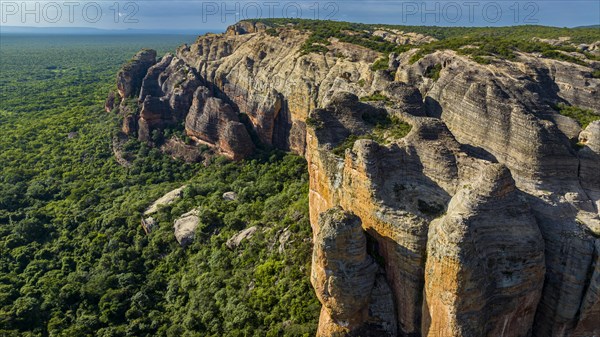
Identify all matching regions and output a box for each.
[0,34,318,337]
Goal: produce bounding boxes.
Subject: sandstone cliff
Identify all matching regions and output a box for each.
[110,20,600,337]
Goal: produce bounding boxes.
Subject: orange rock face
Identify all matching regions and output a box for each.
[111,21,600,336]
[306,92,548,336]
[311,207,396,337]
[423,165,545,337]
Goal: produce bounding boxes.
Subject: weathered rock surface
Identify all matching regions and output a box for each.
[571,239,600,337]
[173,209,200,247]
[141,217,157,234]
[160,137,204,163]
[226,226,257,249]
[393,49,600,336]
[137,56,203,141]
[372,28,436,46]
[138,96,171,141]
[423,164,545,337]
[307,92,458,336]
[144,186,186,215]
[111,20,600,336]
[277,228,292,254]
[579,121,600,214]
[222,191,238,201]
[105,90,119,112]
[185,88,254,160]
[311,207,396,337]
[177,23,379,154]
[117,49,157,98]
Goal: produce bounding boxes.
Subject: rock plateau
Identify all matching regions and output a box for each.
[112,20,600,337]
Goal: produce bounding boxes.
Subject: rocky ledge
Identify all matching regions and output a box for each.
[109,20,600,337]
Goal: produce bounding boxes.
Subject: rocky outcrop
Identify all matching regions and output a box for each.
[184,87,254,160]
[311,207,396,337]
[372,28,436,46]
[138,96,171,141]
[423,164,545,337]
[160,137,203,163]
[141,185,187,238]
[393,50,600,337]
[579,121,600,213]
[141,217,157,234]
[176,25,379,154]
[105,91,119,112]
[394,49,599,185]
[226,226,257,249]
[137,56,203,142]
[144,186,186,215]
[222,191,237,201]
[307,92,458,336]
[572,239,600,336]
[173,209,200,247]
[225,20,268,36]
[117,49,156,98]
[111,20,600,336]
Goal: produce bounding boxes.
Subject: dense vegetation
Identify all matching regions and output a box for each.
[333,111,412,156]
[0,34,318,336]
[423,64,442,80]
[360,92,393,105]
[554,103,599,128]
[251,18,600,43]
[248,19,600,66]
[408,35,599,65]
[371,55,391,71]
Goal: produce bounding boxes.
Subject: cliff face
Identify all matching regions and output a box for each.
[110,21,600,336]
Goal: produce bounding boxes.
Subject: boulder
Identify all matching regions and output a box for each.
[141,217,157,234]
[222,191,238,201]
[144,186,186,215]
[277,228,292,254]
[226,226,257,249]
[173,209,200,247]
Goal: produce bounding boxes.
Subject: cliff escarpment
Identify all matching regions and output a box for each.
[108,20,600,337]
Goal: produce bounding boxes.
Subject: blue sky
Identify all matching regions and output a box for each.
[1,1,599,32]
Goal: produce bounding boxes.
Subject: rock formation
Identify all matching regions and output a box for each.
[423,164,545,337]
[184,87,254,160]
[311,207,396,337]
[173,209,200,247]
[579,121,600,213]
[222,191,238,201]
[117,49,156,98]
[226,226,258,249]
[113,20,600,336]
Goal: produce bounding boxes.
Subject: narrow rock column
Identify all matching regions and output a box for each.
[571,239,600,336]
[311,207,396,337]
[423,164,545,337]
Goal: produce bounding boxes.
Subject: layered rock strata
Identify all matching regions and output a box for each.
[311,207,396,336]
[113,21,600,337]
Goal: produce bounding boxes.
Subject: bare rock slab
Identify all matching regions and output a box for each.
[173,209,200,247]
